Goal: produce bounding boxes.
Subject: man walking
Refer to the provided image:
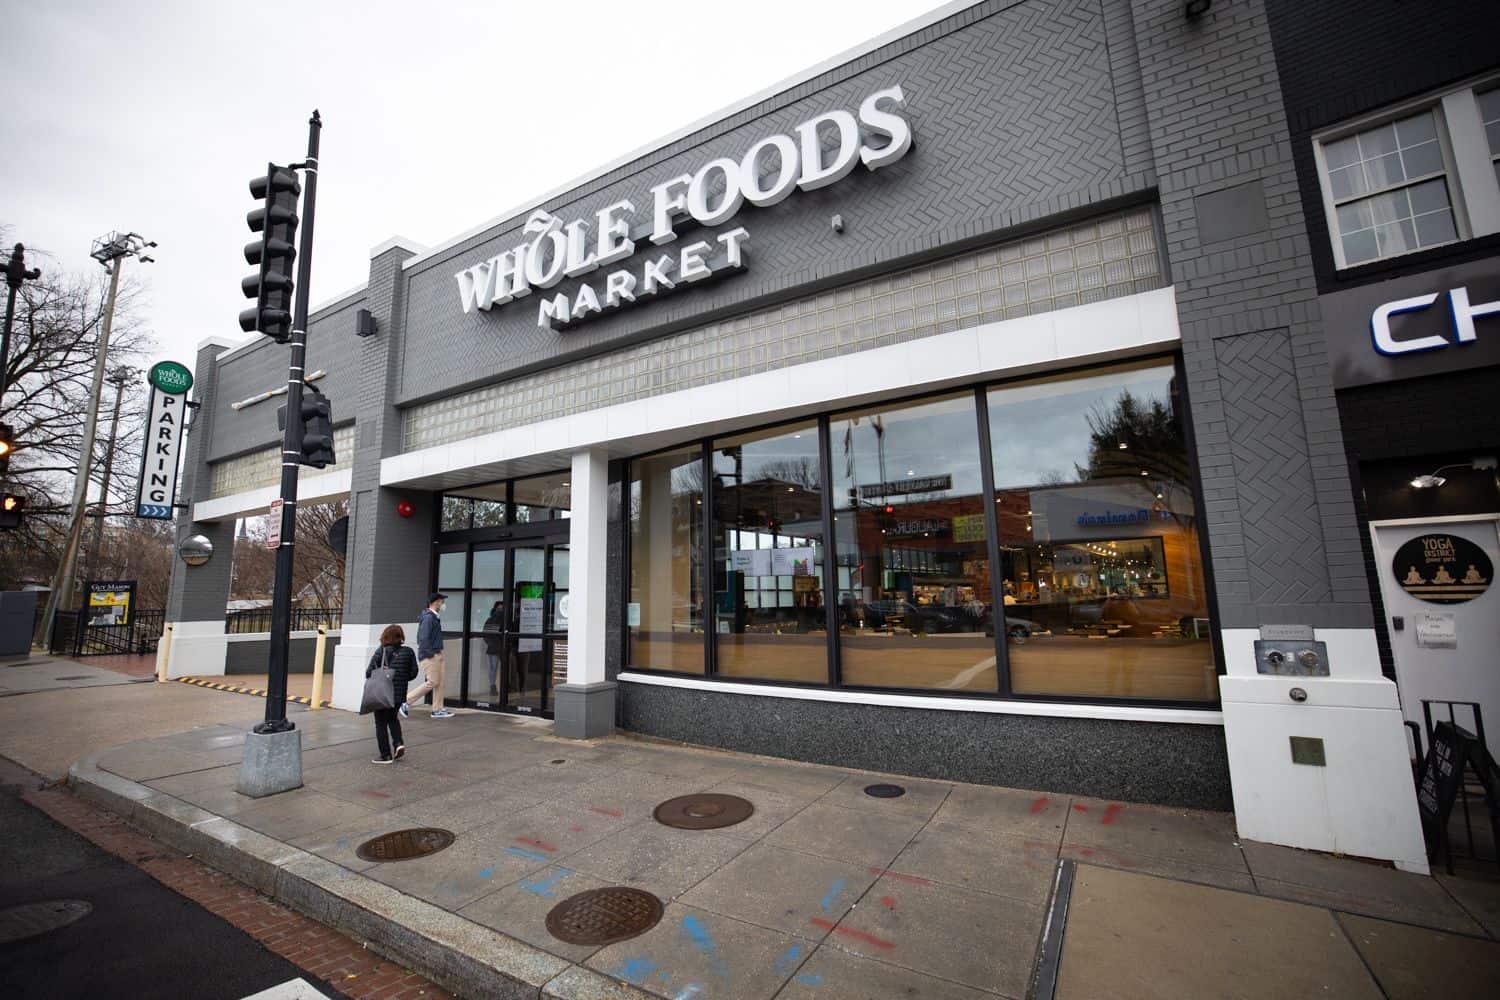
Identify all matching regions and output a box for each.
[401,592,455,719]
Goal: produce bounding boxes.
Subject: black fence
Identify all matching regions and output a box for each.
[41,608,166,657]
[225,607,342,634]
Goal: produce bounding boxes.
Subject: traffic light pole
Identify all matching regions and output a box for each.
[258,110,321,735]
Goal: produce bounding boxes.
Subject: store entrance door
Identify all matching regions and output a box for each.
[462,536,570,717]
[1371,516,1500,737]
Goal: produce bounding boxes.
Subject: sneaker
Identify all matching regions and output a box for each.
[431,708,455,719]
[398,702,409,719]
[372,757,394,765]
[393,745,406,760]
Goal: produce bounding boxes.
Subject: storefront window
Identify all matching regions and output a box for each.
[712,423,827,683]
[440,482,507,531]
[987,361,1215,702]
[514,472,570,522]
[629,447,705,674]
[831,393,997,691]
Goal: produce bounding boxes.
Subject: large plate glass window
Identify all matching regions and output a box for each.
[987,361,1215,702]
[831,392,996,691]
[440,482,507,531]
[514,472,571,522]
[628,447,706,674]
[1481,87,1500,190]
[712,422,826,683]
[1320,109,1457,267]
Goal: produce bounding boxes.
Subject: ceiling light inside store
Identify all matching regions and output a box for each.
[1410,474,1446,489]
[1118,442,1128,450]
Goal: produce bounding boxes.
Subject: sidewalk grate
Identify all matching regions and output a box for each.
[864,783,907,798]
[654,793,755,830]
[356,828,455,863]
[545,887,663,946]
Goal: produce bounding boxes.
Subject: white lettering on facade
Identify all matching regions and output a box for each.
[1371,286,1499,355]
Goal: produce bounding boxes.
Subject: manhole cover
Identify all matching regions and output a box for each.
[654,793,755,830]
[864,783,906,798]
[0,900,93,943]
[546,887,663,945]
[356,827,455,862]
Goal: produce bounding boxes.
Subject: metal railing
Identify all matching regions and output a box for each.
[39,607,166,656]
[225,607,342,634]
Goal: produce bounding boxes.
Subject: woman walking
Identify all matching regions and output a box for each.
[367,624,418,764]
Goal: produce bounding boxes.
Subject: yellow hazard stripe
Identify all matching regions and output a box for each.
[174,676,329,708]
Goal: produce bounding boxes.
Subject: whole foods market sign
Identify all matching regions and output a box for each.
[455,85,914,331]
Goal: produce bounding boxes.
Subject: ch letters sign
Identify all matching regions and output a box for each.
[1371,286,1499,355]
[455,85,914,332]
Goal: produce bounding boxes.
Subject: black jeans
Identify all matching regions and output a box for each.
[372,708,404,759]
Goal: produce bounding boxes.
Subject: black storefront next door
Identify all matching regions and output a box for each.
[434,532,570,718]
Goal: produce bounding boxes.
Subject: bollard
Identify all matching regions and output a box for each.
[156,623,173,683]
[310,625,327,710]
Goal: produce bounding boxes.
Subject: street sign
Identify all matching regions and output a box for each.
[134,369,188,520]
[266,497,284,549]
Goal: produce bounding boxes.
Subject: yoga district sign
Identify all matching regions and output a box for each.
[454,85,914,331]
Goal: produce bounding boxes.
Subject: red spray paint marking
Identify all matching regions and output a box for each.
[516,837,556,853]
[361,790,390,800]
[589,806,625,818]
[1100,804,1123,825]
[569,824,584,833]
[1063,843,1137,868]
[879,896,897,909]
[1072,804,1089,813]
[809,918,895,950]
[1029,797,1050,814]
[867,868,931,886]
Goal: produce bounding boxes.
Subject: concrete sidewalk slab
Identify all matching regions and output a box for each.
[774,945,992,999]
[677,842,879,939]
[763,801,928,867]
[1055,865,1383,1000]
[1338,912,1500,1000]
[0,656,149,695]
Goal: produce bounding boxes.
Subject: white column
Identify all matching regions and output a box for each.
[567,448,610,686]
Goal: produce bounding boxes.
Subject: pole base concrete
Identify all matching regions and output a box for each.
[237,728,303,797]
[553,682,616,740]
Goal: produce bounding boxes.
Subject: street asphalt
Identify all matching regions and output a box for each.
[0,760,341,1000]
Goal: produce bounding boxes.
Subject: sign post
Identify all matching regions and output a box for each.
[266,498,284,549]
[135,361,193,520]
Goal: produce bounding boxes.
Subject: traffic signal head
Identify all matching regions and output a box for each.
[0,423,13,475]
[239,163,301,342]
[299,386,335,469]
[0,493,24,531]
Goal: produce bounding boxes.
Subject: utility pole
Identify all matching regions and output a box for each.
[38,232,155,651]
[1,243,42,409]
[86,367,134,578]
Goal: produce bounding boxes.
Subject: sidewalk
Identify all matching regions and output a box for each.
[59,705,1500,999]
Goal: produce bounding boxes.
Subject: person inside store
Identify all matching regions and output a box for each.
[483,600,505,695]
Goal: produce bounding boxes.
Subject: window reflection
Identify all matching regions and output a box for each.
[831,393,997,691]
[712,423,826,683]
[988,361,1215,702]
[514,472,571,522]
[628,447,705,674]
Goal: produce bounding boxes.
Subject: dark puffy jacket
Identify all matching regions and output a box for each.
[366,644,418,703]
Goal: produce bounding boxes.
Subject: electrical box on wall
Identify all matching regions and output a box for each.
[355,309,377,337]
[1255,625,1330,676]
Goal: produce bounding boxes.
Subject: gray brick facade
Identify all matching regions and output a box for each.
[166,339,236,622]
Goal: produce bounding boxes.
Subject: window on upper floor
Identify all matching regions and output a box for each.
[1315,79,1500,270]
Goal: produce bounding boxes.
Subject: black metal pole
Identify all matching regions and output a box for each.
[1,243,41,413]
[258,110,321,735]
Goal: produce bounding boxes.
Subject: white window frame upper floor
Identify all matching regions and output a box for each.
[1313,73,1500,271]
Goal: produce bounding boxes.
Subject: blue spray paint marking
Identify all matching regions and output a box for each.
[519,868,571,898]
[819,879,847,914]
[672,984,705,1000]
[478,867,494,879]
[773,943,805,976]
[795,973,824,986]
[503,846,550,862]
[615,957,657,984]
[681,914,729,979]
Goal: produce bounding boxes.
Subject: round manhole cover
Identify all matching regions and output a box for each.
[864,783,906,798]
[546,887,663,945]
[0,900,93,944]
[654,793,755,830]
[356,827,455,862]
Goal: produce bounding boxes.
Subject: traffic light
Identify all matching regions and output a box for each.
[0,493,23,531]
[0,423,13,475]
[239,163,301,342]
[299,385,335,468]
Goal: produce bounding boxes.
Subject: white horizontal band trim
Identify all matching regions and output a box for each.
[193,467,351,522]
[382,285,1180,489]
[400,0,987,273]
[618,672,1224,725]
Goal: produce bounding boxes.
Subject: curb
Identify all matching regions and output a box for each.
[176,676,329,709]
[67,752,654,1000]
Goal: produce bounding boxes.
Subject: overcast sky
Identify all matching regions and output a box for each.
[1,0,936,371]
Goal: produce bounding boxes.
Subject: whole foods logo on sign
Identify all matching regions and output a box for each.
[1393,533,1493,605]
[135,361,193,520]
[455,85,913,331]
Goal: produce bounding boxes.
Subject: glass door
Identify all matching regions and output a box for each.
[465,544,509,707]
[508,545,550,714]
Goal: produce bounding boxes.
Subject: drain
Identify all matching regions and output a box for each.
[546,887,663,945]
[0,900,93,944]
[864,783,906,798]
[53,676,94,682]
[654,793,755,830]
[356,827,455,862]
[550,759,567,764]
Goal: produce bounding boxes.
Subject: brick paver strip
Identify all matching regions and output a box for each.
[19,778,450,1000]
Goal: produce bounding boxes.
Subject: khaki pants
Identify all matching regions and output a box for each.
[406,651,445,708]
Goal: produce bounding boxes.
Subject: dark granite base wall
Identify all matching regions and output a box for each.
[226,635,341,675]
[619,682,1232,811]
